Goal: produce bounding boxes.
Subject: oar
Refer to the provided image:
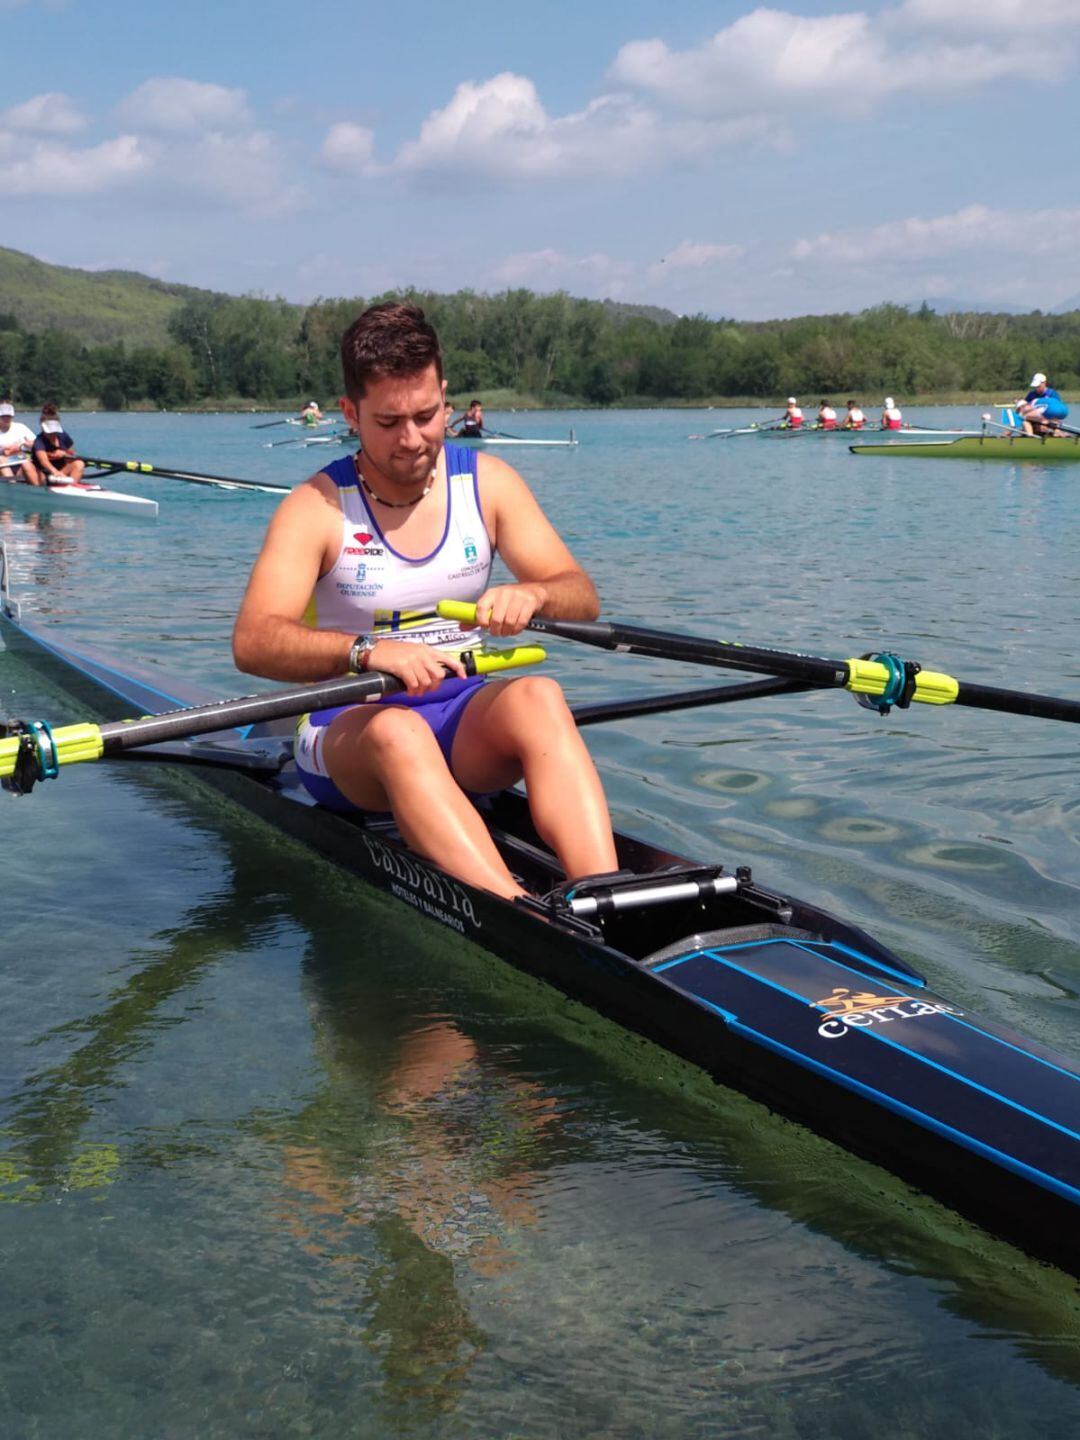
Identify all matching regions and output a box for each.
[250,418,290,430]
[436,602,1080,725]
[79,457,290,495]
[0,645,545,794]
[688,424,761,440]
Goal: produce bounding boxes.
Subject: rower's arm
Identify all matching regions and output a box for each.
[233,479,355,681]
[476,455,599,631]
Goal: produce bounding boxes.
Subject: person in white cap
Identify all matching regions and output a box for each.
[32,402,84,483]
[1015,373,1069,437]
[300,399,324,426]
[881,397,903,431]
[0,400,39,484]
[777,397,804,429]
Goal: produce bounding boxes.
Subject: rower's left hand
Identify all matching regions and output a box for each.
[472,583,548,637]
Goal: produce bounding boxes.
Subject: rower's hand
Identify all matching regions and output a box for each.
[472,583,548,637]
[364,639,466,694]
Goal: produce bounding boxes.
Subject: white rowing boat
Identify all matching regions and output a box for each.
[0,477,158,520]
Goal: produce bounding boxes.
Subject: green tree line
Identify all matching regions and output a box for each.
[0,293,1077,409]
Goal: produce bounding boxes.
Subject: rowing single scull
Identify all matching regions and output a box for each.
[1,547,1078,1275]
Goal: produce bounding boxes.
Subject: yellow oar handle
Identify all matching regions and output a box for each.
[844,658,959,707]
[0,722,103,780]
[439,600,479,623]
[469,644,545,674]
[120,461,155,474]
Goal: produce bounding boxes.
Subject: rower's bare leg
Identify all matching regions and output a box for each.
[321,704,526,900]
[67,459,85,481]
[451,676,618,881]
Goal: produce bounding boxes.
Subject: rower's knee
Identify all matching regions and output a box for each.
[505,675,571,720]
[361,705,442,773]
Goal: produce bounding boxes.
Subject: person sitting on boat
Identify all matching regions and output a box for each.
[233,301,618,902]
[32,405,85,484]
[458,399,484,437]
[817,400,838,430]
[881,397,903,431]
[300,400,324,426]
[443,400,459,436]
[0,400,39,484]
[779,398,803,429]
[842,400,866,430]
[1015,373,1069,437]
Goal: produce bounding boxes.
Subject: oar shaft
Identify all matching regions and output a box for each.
[1,645,546,782]
[80,457,290,494]
[436,603,1080,725]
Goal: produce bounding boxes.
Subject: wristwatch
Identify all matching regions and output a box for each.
[347,635,377,674]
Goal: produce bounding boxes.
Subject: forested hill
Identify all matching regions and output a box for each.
[0,246,225,348]
[0,247,1077,409]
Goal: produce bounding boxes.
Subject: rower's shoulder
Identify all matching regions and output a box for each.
[474,450,530,494]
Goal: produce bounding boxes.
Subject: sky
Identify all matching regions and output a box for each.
[2,0,1079,319]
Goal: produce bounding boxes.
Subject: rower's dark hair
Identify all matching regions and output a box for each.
[40,401,59,419]
[340,302,443,398]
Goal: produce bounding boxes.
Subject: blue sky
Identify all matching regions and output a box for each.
[2,0,1078,318]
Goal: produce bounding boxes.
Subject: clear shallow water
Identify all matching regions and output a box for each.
[1,409,1078,1438]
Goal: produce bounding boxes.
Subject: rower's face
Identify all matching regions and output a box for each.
[341,366,446,486]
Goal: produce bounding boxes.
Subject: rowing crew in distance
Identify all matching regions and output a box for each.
[769,397,900,431]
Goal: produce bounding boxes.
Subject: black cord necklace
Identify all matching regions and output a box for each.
[354,453,434,508]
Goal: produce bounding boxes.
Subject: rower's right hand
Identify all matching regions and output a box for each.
[365,639,466,694]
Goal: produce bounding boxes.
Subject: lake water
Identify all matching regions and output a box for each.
[2,409,1078,1439]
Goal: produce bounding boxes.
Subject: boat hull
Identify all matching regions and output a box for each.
[0,478,158,518]
[852,436,1080,460]
[1,566,1078,1275]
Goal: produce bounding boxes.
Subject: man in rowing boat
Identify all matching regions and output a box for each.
[778,397,803,429]
[0,401,40,484]
[458,399,484,438]
[32,404,85,484]
[880,397,903,431]
[233,301,617,901]
[816,400,838,430]
[841,400,866,430]
[1015,373,1069,437]
[300,400,324,425]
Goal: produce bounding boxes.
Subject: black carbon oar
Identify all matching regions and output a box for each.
[1,645,545,793]
[437,602,1080,725]
[79,457,290,494]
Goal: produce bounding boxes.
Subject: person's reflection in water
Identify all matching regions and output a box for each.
[276,1009,560,1423]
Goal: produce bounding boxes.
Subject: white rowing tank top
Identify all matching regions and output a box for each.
[304,445,493,650]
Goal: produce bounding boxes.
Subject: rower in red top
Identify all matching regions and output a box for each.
[233,301,618,901]
[842,400,866,430]
[881,397,903,431]
[779,397,804,429]
[817,400,838,430]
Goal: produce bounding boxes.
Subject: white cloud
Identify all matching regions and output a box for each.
[154,129,304,218]
[320,121,375,175]
[117,78,253,135]
[385,72,777,182]
[898,0,1080,29]
[0,133,147,194]
[611,6,1073,118]
[1,91,85,135]
[648,241,744,279]
[793,204,1080,265]
[494,247,636,293]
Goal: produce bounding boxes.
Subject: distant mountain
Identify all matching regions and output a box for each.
[0,246,226,348]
